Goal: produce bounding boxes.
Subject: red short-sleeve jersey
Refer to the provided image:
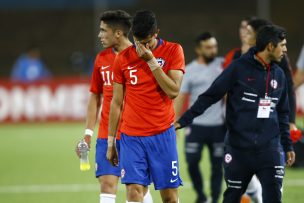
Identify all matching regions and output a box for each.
[113,39,185,136]
[223,47,242,69]
[90,48,121,139]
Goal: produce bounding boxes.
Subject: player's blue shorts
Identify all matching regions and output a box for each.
[95,138,120,178]
[120,125,183,190]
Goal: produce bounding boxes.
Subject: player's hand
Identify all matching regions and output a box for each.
[174,122,181,130]
[286,151,296,167]
[106,138,119,167]
[289,123,297,131]
[75,135,91,158]
[135,40,154,61]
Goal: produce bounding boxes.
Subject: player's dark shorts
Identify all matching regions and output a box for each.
[120,125,183,190]
[223,144,285,203]
[95,138,121,178]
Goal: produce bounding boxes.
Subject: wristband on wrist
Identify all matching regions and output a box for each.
[84,129,94,137]
[147,57,160,71]
[107,136,115,145]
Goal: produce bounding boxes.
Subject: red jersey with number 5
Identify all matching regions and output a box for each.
[90,48,121,139]
[113,39,185,136]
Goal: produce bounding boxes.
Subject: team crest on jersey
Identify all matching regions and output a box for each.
[156,58,166,68]
[225,153,232,163]
[121,168,125,178]
[270,79,278,89]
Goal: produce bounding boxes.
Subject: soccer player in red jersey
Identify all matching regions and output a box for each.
[107,10,185,203]
[75,10,152,203]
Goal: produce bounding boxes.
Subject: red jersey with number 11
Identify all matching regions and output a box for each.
[90,48,121,139]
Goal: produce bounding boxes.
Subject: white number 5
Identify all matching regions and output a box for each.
[129,69,138,85]
[172,161,178,176]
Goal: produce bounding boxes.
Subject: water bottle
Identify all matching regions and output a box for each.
[78,139,90,171]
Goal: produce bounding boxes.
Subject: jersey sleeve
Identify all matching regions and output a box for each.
[223,48,241,69]
[113,55,125,84]
[169,44,185,73]
[90,56,103,94]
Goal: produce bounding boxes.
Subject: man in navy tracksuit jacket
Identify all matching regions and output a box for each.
[175,25,295,203]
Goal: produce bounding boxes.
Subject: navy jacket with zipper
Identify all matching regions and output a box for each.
[178,47,293,153]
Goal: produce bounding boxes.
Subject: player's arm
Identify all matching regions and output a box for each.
[106,82,124,166]
[152,69,183,99]
[75,93,101,157]
[84,93,102,143]
[175,64,236,130]
[174,93,187,120]
[276,79,295,167]
[135,41,184,99]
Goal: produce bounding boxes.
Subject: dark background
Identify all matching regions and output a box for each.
[0,0,303,77]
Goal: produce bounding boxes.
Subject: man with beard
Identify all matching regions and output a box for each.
[174,32,226,203]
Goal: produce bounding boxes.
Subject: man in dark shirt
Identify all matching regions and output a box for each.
[175,25,295,203]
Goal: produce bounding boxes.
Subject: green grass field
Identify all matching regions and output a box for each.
[0,122,303,203]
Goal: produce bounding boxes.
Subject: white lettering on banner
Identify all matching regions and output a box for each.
[0,88,10,121]
[0,83,89,122]
[70,85,88,119]
[11,87,24,121]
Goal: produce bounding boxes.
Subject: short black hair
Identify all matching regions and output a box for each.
[248,18,272,33]
[256,25,286,51]
[99,10,131,37]
[195,32,214,46]
[132,10,157,39]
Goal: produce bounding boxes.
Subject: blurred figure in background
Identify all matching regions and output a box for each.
[175,32,226,203]
[293,45,304,88]
[223,16,256,68]
[11,45,51,82]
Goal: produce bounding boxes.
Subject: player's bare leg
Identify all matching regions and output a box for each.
[99,175,119,194]
[126,184,153,203]
[160,188,179,203]
[98,175,119,203]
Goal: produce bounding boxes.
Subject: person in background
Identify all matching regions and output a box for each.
[223,16,256,68]
[11,45,51,82]
[174,32,226,203]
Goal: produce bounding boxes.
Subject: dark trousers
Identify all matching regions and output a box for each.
[222,145,285,203]
[185,124,226,203]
